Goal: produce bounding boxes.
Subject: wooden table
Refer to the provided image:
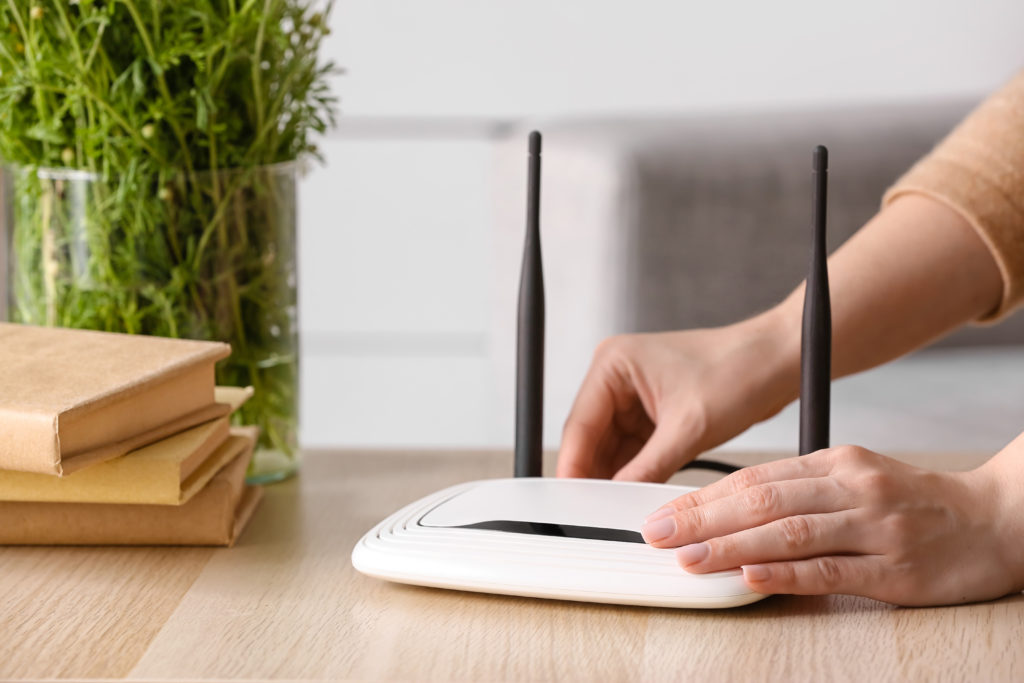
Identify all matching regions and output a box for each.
[2,449,1022,681]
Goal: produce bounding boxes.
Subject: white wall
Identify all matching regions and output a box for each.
[299,1,1024,449]
[330,0,1022,118]
[299,138,497,448]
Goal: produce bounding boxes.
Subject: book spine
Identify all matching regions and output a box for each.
[0,408,61,475]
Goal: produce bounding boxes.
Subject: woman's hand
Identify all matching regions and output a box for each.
[556,312,799,481]
[640,445,1024,606]
[556,195,1002,484]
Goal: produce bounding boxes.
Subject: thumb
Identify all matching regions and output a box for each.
[612,416,700,482]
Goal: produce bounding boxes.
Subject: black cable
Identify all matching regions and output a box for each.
[679,459,742,474]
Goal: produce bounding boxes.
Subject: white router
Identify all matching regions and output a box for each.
[352,478,762,608]
[352,134,832,609]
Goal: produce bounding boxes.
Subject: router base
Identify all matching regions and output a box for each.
[352,477,767,609]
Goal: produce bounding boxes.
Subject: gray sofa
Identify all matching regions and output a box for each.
[489,101,1024,456]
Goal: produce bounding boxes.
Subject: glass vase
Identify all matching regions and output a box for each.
[1,162,300,484]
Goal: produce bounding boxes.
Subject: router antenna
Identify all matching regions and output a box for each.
[514,131,545,477]
[799,145,832,455]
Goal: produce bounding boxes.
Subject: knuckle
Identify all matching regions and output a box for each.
[688,486,709,505]
[779,515,814,550]
[560,415,590,439]
[815,557,845,587]
[831,444,869,467]
[742,483,781,517]
[771,562,797,588]
[729,466,765,493]
[682,506,711,538]
[656,494,687,518]
[593,334,632,362]
[705,536,731,560]
[676,490,704,510]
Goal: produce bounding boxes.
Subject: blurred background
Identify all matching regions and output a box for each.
[300,1,1024,455]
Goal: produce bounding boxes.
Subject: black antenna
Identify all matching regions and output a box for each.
[514,131,545,477]
[799,145,832,455]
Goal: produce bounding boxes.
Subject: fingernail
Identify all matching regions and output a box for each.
[644,507,674,523]
[743,565,771,582]
[675,542,710,566]
[640,516,676,543]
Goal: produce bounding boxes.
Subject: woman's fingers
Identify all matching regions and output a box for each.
[641,476,851,547]
[612,421,695,483]
[646,449,836,520]
[558,338,662,479]
[556,419,605,479]
[742,554,885,597]
[556,368,621,478]
[674,509,867,573]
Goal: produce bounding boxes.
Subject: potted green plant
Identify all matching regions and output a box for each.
[0,0,338,482]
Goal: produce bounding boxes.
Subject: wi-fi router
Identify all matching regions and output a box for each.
[352,134,832,609]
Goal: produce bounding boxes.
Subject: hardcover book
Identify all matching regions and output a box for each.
[0,387,254,505]
[0,323,231,476]
[0,427,262,546]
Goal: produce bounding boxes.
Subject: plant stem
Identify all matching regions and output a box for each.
[40,181,55,326]
[251,0,272,149]
[122,0,196,180]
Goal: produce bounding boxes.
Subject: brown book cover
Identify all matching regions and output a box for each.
[0,323,231,476]
[0,428,262,546]
[0,387,253,505]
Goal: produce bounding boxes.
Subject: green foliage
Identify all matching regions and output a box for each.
[0,0,336,173]
[0,1,338,473]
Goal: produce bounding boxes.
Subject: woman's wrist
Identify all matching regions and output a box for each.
[974,439,1024,590]
[729,302,803,415]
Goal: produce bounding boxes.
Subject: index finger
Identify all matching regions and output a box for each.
[555,368,622,478]
[646,449,834,520]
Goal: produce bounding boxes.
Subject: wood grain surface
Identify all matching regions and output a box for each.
[1,449,1021,681]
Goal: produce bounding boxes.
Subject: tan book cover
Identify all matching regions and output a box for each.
[0,387,254,505]
[0,428,262,546]
[0,323,232,476]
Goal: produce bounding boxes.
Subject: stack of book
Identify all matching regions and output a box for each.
[0,323,262,546]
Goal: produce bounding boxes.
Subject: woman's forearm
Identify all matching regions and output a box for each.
[756,193,1002,403]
